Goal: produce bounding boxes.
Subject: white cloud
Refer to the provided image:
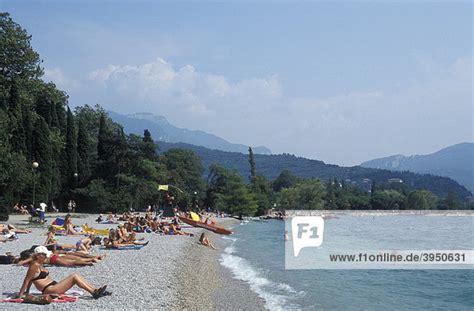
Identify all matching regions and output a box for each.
[43,67,80,92]
[76,55,472,166]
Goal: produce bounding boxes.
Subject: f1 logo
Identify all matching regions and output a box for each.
[291,216,324,257]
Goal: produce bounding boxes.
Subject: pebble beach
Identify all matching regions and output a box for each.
[0,214,266,310]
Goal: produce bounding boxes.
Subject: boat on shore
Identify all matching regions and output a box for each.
[178,216,233,235]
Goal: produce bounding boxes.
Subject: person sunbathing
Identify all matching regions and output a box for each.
[166,224,193,236]
[0,224,31,234]
[106,229,148,248]
[0,252,19,264]
[75,234,95,253]
[199,232,217,250]
[17,247,105,267]
[1,228,18,242]
[16,246,110,299]
[13,203,29,215]
[44,227,76,251]
[61,214,84,236]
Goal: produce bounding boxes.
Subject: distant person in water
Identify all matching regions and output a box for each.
[16,246,110,299]
[199,233,216,250]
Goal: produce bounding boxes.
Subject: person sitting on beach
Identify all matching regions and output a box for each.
[16,246,110,299]
[199,233,217,250]
[106,229,148,248]
[13,203,29,215]
[75,234,95,253]
[63,214,82,235]
[106,212,116,223]
[96,214,104,223]
[166,224,193,236]
[44,227,76,251]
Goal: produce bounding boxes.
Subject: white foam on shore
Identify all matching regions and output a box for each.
[219,238,302,311]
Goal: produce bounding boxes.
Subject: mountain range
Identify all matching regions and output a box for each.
[108,111,271,154]
[361,143,474,193]
[157,141,471,199]
[108,111,471,198]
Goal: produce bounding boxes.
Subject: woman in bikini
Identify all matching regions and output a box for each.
[16,246,110,299]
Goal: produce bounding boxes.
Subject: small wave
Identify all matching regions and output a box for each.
[220,242,302,310]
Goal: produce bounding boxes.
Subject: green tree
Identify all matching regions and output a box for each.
[370,189,406,210]
[32,116,53,203]
[438,190,462,210]
[97,113,109,162]
[142,129,158,161]
[272,170,301,192]
[65,106,78,189]
[0,12,43,84]
[278,179,326,210]
[216,170,258,216]
[248,146,256,183]
[77,118,91,184]
[162,148,205,201]
[406,190,438,210]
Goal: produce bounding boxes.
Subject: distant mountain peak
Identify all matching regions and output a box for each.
[126,112,171,126]
[361,142,474,193]
[108,111,272,155]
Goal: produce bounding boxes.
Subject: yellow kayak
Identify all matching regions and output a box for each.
[82,225,109,235]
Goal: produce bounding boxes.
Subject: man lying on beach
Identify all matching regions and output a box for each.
[16,246,110,299]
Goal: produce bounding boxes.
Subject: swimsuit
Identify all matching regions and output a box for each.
[42,281,58,294]
[32,270,57,293]
[31,270,49,282]
[50,254,60,264]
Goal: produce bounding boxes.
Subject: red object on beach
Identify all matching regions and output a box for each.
[1,295,78,303]
[178,216,233,235]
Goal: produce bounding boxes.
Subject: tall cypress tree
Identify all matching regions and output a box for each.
[8,80,27,154]
[22,104,33,160]
[97,113,108,161]
[142,129,157,161]
[77,118,91,184]
[65,106,77,189]
[248,146,256,184]
[32,116,52,203]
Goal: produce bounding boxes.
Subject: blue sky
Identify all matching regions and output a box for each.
[2,1,472,165]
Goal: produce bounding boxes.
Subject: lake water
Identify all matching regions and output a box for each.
[219,218,474,310]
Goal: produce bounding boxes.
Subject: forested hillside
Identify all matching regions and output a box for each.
[158,142,472,199]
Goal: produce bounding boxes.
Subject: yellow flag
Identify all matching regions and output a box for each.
[158,185,169,191]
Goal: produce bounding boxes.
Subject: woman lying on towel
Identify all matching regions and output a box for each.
[16,246,110,299]
[18,247,105,267]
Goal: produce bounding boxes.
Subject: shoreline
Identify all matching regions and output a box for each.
[176,218,266,311]
[1,214,266,310]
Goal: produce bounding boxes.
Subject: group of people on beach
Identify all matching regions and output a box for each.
[2,207,221,303]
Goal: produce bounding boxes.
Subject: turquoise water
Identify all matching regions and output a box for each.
[220,220,474,310]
